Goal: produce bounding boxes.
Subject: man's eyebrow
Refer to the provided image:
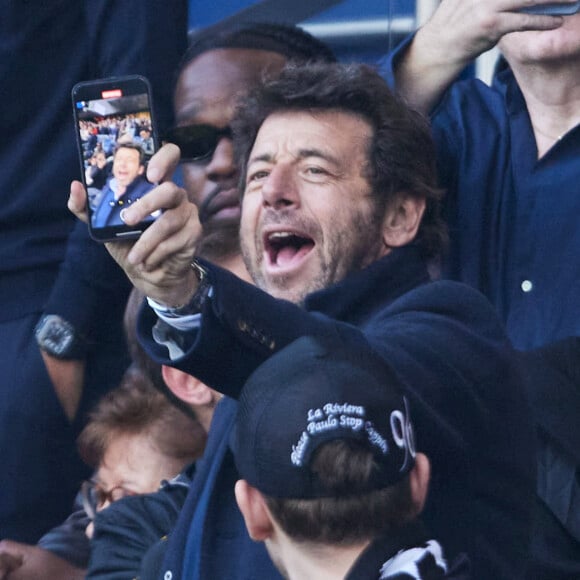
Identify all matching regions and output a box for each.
[298,148,340,166]
[248,149,340,166]
[248,152,273,166]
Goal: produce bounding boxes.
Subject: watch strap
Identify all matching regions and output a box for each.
[152,260,211,319]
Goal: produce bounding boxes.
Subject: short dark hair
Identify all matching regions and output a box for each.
[180,22,336,74]
[77,368,205,469]
[114,142,145,166]
[264,439,415,544]
[233,62,446,259]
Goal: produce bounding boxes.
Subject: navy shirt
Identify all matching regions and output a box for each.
[382,40,580,350]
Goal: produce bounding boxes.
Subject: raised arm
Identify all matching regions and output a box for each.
[394,0,567,113]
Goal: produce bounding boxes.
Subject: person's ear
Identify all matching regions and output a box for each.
[408,452,430,517]
[161,365,213,406]
[235,480,275,542]
[382,195,425,249]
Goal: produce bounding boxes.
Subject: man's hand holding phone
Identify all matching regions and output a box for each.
[69,143,202,309]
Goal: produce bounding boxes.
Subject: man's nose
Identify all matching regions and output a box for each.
[206,137,237,180]
[261,164,299,209]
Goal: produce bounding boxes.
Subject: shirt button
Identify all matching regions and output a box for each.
[521,280,533,293]
[164,571,173,580]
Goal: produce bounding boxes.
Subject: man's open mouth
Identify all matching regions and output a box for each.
[265,231,315,268]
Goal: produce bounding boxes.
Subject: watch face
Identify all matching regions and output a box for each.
[36,316,75,357]
[43,324,74,356]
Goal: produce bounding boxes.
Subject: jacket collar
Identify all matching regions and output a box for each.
[304,245,431,325]
[345,519,433,579]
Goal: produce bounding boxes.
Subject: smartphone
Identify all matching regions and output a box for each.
[72,75,160,242]
[518,1,580,14]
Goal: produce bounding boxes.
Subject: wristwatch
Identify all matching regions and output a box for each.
[35,314,88,359]
[154,260,212,318]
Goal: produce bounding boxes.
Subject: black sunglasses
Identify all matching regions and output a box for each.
[164,124,232,162]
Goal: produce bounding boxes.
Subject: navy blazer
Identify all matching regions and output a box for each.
[139,245,536,580]
[157,397,281,580]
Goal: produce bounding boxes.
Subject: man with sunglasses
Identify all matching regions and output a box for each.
[163,22,335,266]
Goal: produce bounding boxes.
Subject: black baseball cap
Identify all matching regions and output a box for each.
[233,333,416,499]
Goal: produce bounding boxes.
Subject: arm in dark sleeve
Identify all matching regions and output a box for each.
[520,337,580,461]
[87,482,189,580]
[137,262,346,399]
[44,221,131,342]
[138,261,530,463]
[37,494,91,569]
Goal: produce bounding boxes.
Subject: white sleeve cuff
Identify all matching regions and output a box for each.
[147,297,202,332]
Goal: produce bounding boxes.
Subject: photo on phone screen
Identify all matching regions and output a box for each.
[72,75,160,242]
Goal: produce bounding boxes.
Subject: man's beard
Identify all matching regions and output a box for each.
[240,204,385,306]
[196,219,241,263]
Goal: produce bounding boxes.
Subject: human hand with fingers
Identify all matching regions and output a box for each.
[418,0,568,62]
[69,144,203,308]
[396,0,570,112]
[0,539,84,580]
[0,543,23,579]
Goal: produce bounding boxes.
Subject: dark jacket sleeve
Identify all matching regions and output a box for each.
[137,261,535,580]
[138,262,533,473]
[87,480,190,580]
[137,262,347,398]
[519,338,580,578]
[37,494,91,569]
[520,337,580,462]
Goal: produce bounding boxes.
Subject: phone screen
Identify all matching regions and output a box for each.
[518,1,580,15]
[72,75,160,242]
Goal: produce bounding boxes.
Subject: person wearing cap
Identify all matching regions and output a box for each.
[234,335,470,580]
[69,62,535,580]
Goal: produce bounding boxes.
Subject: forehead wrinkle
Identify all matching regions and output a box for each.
[248,147,342,168]
[297,148,341,167]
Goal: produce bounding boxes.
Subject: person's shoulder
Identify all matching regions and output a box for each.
[372,278,515,374]
[390,277,503,326]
